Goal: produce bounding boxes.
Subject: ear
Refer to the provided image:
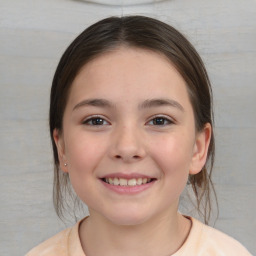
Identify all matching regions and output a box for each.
[189,123,212,175]
[53,129,68,173]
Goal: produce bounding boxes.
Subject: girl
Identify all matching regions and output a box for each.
[27,16,252,255]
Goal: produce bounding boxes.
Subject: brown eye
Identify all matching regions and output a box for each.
[83,117,109,126]
[148,116,173,126]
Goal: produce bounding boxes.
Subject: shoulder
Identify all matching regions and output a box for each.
[26,218,86,256]
[190,217,252,256]
[25,227,71,256]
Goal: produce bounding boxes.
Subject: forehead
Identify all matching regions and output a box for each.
[70,46,188,97]
[64,46,195,124]
[60,47,196,123]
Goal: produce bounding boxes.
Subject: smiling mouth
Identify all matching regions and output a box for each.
[102,177,156,186]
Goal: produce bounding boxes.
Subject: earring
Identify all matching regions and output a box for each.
[64,163,67,167]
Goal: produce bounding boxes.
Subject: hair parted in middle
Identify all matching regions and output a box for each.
[49,15,217,224]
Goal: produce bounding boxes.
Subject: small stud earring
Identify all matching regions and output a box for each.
[64,163,67,167]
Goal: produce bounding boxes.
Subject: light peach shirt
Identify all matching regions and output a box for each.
[26,216,252,256]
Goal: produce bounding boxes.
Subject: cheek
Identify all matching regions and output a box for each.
[146,134,194,209]
[63,133,108,203]
[149,133,194,177]
[65,132,107,176]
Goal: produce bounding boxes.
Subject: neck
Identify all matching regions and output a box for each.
[79,210,191,256]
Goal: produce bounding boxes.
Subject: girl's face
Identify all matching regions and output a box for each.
[54,47,210,225]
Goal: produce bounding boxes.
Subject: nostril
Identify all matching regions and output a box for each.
[114,154,140,160]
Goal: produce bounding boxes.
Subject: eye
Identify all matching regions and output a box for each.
[147,116,173,126]
[82,116,110,126]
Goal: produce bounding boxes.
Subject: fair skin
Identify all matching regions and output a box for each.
[54,47,211,256]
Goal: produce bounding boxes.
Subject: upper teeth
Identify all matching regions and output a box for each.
[104,177,152,186]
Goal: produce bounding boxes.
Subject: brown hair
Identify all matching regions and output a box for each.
[50,15,217,224]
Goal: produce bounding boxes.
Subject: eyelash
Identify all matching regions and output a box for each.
[82,115,174,126]
[82,115,110,126]
[147,115,174,126]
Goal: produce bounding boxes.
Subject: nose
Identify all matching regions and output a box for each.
[109,125,146,163]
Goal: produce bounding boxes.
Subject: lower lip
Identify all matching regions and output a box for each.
[100,180,156,195]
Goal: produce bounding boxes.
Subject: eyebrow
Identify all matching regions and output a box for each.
[73,99,115,111]
[139,98,184,112]
[73,98,184,112]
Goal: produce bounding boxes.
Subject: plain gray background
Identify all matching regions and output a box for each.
[0,0,255,255]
